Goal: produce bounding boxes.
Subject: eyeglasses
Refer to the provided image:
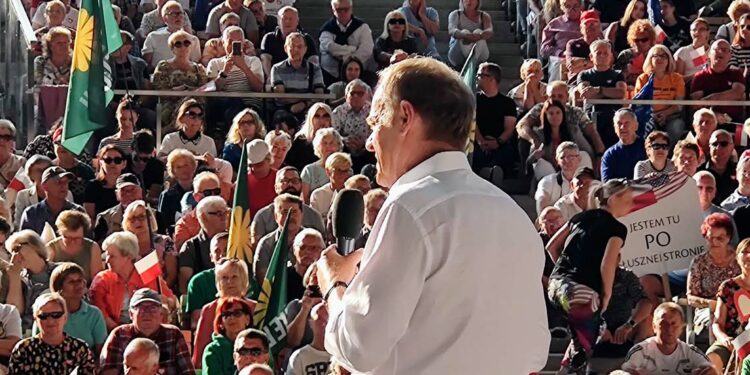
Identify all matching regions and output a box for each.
[103,157,125,164]
[184,111,204,119]
[207,210,229,217]
[220,309,246,319]
[634,37,650,43]
[236,347,266,356]
[165,11,182,17]
[0,134,14,142]
[172,39,192,48]
[200,187,222,197]
[388,18,406,25]
[649,143,670,150]
[133,155,152,163]
[37,311,65,320]
[710,140,731,148]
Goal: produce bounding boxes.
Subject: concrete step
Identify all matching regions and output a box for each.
[300,16,512,33]
[296,6,507,19]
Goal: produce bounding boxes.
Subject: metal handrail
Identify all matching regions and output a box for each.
[111,89,335,99]
[586,98,750,106]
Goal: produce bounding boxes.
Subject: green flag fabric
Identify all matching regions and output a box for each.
[252,210,290,354]
[62,0,122,155]
[460,45,479,154]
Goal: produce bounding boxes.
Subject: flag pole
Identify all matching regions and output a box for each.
[145,202,162,295]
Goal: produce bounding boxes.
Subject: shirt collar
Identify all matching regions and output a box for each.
[390,151,470,195]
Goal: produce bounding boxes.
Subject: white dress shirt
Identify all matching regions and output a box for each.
[325,151,550,374]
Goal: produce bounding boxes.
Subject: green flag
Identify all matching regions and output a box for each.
[227,143,261,297]
[62,0,122,155]
[253,210,290,354]
[460,45,479,154]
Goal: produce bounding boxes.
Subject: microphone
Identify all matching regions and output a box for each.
[331,188,365,256]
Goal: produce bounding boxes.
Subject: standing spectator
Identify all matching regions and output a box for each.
[0,120,25,191]
[158,149,196,231]
[634,45,686,142]
[94,173,143,251]
[247,0,278,38]
[206,0,259,44]
[137,0,193,40]
[310,152,352,219]
[34,27,72,85]
[266,130,292,170]
[201,13,255,66]
[604,0,646,54]
[554,166,599,220]
[123,338,161,375]
[601,109,647,181]
[301,128,343,202]
[633,131,676,178]
[691,39,746,123]
[535,142,582,215]
[222,109,267,171]
[47,210,103,281]
[158,100,217,158]
[246,140,279,217]
[99,99,138,155]
[20,166,84,235]
[83,145,127,221]
[400,0,440,59]
[675,18,711,81]
[178,196,229,294]
[9,293,96,374]
[508,59,547,113]
[332,80,372,172]
[660,0,691,52]
[731,13,750,69]
[287,104,333,171]
[373,10,418,69]
[203,297,255,375]
[286,303,330,375]
[270,32,326,121]
[184,232,228,330]
[447,0,493,68]
[703,130,738,206]
[100,288,193,375]
[319,0,374,84]
[260,6,318,77]
[540,0,582,80]
[614,19,656,87]
[123,200,177,288]
[233,329,271,372]
[142,2,201,69]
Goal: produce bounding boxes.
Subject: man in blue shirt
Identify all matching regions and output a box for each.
[601,108,647,181]
[19,166,84,234]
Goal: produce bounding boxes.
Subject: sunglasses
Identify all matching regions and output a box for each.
[200,187,222,197]
[634,37,650,43]
[185,111,204,119]
[388,18,406,25]
[207,210,229,217]
[173,39,192,48]
[0,134,14,142]
[220,309,246,319]
[649,143,670,150]
[711,140,731,148]
[37,311,65,320]
[236,347,265,356]
[103,157,125,164]
[133,155,152,163]
[313,113,331,118]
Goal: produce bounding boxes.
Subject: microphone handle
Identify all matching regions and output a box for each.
[337,237,356,256]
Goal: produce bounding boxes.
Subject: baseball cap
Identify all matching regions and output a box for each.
[42,166,74,183]
[574,167,597,180]
[565,39,590,58]
[246,139,270,165]
[130,288,162,308]
[579,10,600,25]
[116,173,141,189]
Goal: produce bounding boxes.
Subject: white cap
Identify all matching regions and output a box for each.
[246,139,270,164]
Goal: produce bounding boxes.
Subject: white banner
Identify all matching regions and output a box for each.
[618,172,706,276]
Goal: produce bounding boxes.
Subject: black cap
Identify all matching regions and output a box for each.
[565,39,590,59]
[574,167,597,180]
[42,166,74,183]
[116,173,141,189]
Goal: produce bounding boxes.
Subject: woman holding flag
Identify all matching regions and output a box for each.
[123,200,176,287]
[634,44,686,142]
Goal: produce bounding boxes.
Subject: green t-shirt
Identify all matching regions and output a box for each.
[185,268,218,314]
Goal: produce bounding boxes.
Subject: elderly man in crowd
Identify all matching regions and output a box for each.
[319,0,374,84]
[541,0,583,81]
[691,39,746,123]
[288,229,325,300]
[136,0,193,41]
[700,130,737,205]
[271,32,326,121]
[260,6,318,76]
[721,150,750,211]
[535,142,582,215]
[19,166,84,234]
[254,193,305,283]
[0,120,26,192]
[568,10,603,52]
[205,0,259,44]
[687,108,719,158]
[694,171,739,245]
[201,12,255,65]
[101,289,194,374]
[142,1,200,68]
[332,79,373,171]
[554,166,598,220]
[184,232,228,330]
[178,196,229,294]
[601,109,646,181]
[234,329,271,372]
[174,171,223,250]
[94,173,144,243]
[251,166,325,246]
[123,338,161,375]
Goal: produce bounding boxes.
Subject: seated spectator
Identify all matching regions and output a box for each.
[675,18,711,81]
[233,329,271,372]
[373,10,417,70]
[604,0,646,54]
[178,196,229,293]
[400,0,440,58]
[332,80,373,171]
[687,108,718,159]
[563,38,592,90]
[111,5,136,38]
[201,12,255,66]
[83,145,127,221]
[578,40,628,147]
[206,0,259,44]
[355,187,386,248]
[288,229,325,301]
[20,166,84,234]
[301,128,343,202]
[253,194,305,282]
[260,6,318,77]
[660,0,691,52]
[108,33,154,131]
[691,39,746,123]
[173,171,222,252]
[13,155,55,228]
[246,139,279,216]
[34,26,72,86]
[270,32,326,120]
[203,297,255,374]
[310,152,352,218]
[130,130,165,206]
[158,149,196,231]
[0,120,25,192]
[99,99,138,155]
[695,171,740,244]
[540,0,583,79]
[184,232,228,330]
[703,130,738,206]
[250,166,325,246]
[47,210,103,280]
[0,302,20,370]
[90,232,173,330]
[716,0,750,43]
[731,14,750,69]
[620,302,715,374]
[567,10,603,57]
[137,0,194,40]
[287,104,333,171]
[94,173,142,243]
[529,100,594,181]
[158,100,217,158]
[447,0,493,67]
[633,131,676,178]
[31,263,107,356]
[223,109,267,171]
[31,0,77,33]
[601,109,647,181]
[9,293,96,373]
[614,19,656,87]
[151,30,208,129]
[206,26,265,119]
[123,338,161,375]
[123,200,176,286]
[142,2,200,69]
[247,0,278,38]
[344,173,371,194]
[634,45,686,142]
[100,288,193,374]
[319,0,374,84]
[24,120,65,161]
[33,0,74,39]
[554,166,598,220]
[538,206,565,247]
[193,258,256,369]
[266,130,292,170]
[508,59,547,113]
[286,303,330,375]
[535,142,582,215]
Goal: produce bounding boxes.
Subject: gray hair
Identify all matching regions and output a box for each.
[7,229,48,260]
[239,364,273,375]
[710,129,733,142]
[196,196,228,226]
[102,231,140,260]
[693,108,717,124]
[693,170,716,185]
[613,108,637,123]
[555,141,579,158]
[124,338,160,367]
[589,39,612,54]
[345,79,371,97]
[546,80,568,96]
[277,5,298,17]
[312,128,343,158]
[223,25,245,41]
[234,328,270,352]
[293,228,325,250]
[24,155,52,177]
[0,120,17,138]
[265,129,292,150]
[160,0,182,17]
[32,292,67,317]
[193,171,220,191]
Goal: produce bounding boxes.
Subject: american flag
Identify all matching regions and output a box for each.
[629,171,691,213]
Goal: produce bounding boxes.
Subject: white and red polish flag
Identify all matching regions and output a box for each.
[654,25,668,43]
[135,251,162,285]
[690,46,707,68]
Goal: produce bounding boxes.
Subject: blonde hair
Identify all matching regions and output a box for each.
[42,26,72,57]
[588,179,631,209]
[325,152,352,171]
[729,0,750,22]
[298,103,333,141]
[160,0,182,17]
[102,231,140,260]
[45,0,65,14]
[166,149,196,178]
[8,229,48,260]
[519,59,543,80]
[192,171,220,191]
[381,9,406,39]
[215,258,249,296]
[167,29,192,47]
[123,200,159,232]
[642,44,676,74]
[312,128,343,158]
[619,0,645,27]
[32,292,67,317]
[227,108,266,145]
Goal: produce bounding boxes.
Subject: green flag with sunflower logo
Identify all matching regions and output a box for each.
[227,142,260,296]
[62,0,122,155]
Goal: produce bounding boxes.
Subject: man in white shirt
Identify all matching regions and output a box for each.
[621,302,716,374]
[141,1,200,68]
[535,141,582,215]
[286,303,331,375]
[554,166,598,221]
[318,0,374,84]
[314,58,550,374]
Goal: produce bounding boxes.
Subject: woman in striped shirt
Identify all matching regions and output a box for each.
[730,13,750,70]
[98,99,136,155]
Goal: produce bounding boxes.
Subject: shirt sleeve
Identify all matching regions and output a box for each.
[620,343,646,371]
[90,305,108,345]
[352,23,374,64]
[100,328,125,370]
[286,349,301,375]
[4,305,21,338]
[205,8,220,36]
[687,344,712,367]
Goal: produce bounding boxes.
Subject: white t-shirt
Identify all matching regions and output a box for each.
[139,0,189,11]
[286,345,330,375]
[32,3,78,30]
[142,27,201,67]
[534,172,572,215]
[310,184,336,219]
[621,337,712,374]
[0,304,21,339]
[674,45,708,78]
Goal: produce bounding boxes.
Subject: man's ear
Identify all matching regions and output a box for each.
[398,100,417,136]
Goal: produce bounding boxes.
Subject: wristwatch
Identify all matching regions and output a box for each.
[625,318,637,328]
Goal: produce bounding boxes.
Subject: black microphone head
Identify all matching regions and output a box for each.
[332,188,365,239]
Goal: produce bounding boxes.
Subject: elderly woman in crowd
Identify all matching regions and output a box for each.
[615,19,656,86]
[33,0,72,39]
[332,79,373,171]
[310,152,353,219]
[123,200,177,287]
[13,155,54,227]
[203,297,255,374]
[447,0,493,67]
[201,12,254,65]
[604,0,646,54]
[266,130,292,170]
[634,131,676,179]
[675,18,711,81]
[158,99,217,159]
[327,58,365,107]
[222,109,267,170]
[84,144,127,221]
[90,231,173,331]
[47,210,103,281]
[192,258,256,369]
[152,30,209,130]
[34,26,72,85]
[31,263,107,357]
[9,293,96,374]
[287,103,334,170]
[634,45,686,142]
[301,128,344,202]
[158,149,197,231]
[546,179,634,371]
[99,98,138,155]
[509,59,547,113]
[672,139,701,176]
[374,10,418,69]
